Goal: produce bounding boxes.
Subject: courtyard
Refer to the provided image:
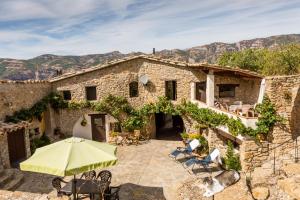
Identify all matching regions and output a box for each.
[0,139,222,200]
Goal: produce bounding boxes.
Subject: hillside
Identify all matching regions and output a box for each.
[0,34,300,80]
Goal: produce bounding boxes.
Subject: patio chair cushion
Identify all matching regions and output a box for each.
[169,139,200,159]
[187,139,200,152]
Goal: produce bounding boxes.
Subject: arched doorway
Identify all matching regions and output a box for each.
[155,113,184,140]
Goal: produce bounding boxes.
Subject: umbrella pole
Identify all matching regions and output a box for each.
[73,174,77,200]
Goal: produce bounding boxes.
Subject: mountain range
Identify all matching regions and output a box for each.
[1,34,300,80]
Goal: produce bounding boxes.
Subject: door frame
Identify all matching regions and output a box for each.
[7,128,27,167]
[90,114,107,142]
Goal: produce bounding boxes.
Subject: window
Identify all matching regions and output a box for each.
[86,86,97,100]
[62,90,71,100]
[129,81,139,97]
[165,80,177,100]
[218,84,239,98]
[195,82,206,102]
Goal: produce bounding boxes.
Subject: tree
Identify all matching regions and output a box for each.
[262,44,300,75]
[218,44,300,75]
[218,49,265,72]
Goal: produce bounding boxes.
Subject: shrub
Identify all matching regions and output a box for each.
[180,132,189,140]
[30,134,51,154]
[224,141,241,171]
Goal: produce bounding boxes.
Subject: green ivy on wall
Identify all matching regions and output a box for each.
[5,92,282,141]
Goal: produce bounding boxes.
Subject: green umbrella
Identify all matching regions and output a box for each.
[20,137,117,199]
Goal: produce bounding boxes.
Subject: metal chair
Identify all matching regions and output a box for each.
[52,177,72,197]
[80,170,97,180]
[97,170,112,183]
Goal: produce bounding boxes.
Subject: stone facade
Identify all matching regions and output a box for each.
[215,76,260,105]
[0,81,52,121]
[50,58,261,136]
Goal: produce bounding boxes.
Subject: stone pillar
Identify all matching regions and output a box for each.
[190,82,196,101]
[257,78,266,104]
[206,70,215,107]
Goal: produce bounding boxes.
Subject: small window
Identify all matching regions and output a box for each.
[195,82,206,102]
[86,86,97,100]
[218,84,238,98]
[165,80,177,100]
[129,81,139,97]
[62,90,71,100]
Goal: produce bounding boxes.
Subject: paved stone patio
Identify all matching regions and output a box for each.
[0,139,213,200]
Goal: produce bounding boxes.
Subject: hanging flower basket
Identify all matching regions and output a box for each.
[81,115,87,127]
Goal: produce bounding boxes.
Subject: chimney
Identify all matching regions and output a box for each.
[153,48,155,55]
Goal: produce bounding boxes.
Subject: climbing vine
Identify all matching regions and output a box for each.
[5,92,282,141]
[5,93,65,123]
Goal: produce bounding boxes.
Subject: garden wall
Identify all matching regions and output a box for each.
[0,80,52,121]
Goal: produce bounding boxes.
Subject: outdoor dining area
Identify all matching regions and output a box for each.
[215,100,258,118]
[20,137,119,200]
[52,170,119,199]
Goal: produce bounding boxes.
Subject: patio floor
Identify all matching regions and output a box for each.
[0,139,221,200]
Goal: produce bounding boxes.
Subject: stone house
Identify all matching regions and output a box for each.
[0,55,299,171]
[49,55,263,142]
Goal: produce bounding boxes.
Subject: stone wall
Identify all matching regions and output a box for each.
[265,75,300,155]
[51,58,261,137]
[204,128,230,157]
[240,140,269,171]
[0,81,52,121]
[239,75,300,171]
[50,108,94,137]
[215,76,261,105]
[51,58,207,107]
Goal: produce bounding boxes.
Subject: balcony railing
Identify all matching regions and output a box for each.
[191,100,258,139]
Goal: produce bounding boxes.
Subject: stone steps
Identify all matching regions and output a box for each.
[0,169,24,191]
[2,172,24,191]
[0,170,14,188]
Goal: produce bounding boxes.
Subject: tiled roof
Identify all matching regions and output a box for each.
[46,55,263,82]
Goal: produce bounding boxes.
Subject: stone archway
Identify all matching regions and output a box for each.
[155,113,185,140]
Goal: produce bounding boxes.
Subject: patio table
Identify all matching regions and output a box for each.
[60,179,109,199]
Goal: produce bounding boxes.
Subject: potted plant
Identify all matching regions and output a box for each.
[81,115,87,126]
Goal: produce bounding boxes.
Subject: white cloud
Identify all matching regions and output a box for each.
[0,0,300,58]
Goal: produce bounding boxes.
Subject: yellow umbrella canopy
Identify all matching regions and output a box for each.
[20,137,117,177]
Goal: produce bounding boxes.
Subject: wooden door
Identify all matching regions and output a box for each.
[7,128,26,167]
[90,114,106,142]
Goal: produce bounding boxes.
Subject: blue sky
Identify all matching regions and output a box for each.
[0,0,300,59]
